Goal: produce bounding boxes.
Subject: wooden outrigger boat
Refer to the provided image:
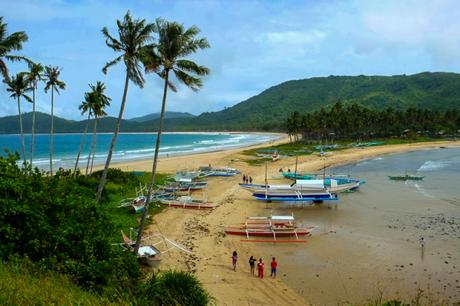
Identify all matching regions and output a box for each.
[199,166,240,177]
[119,229,191,267]
[160,181,207,192]
[160,196,214,209]
[388,174,424,181]
[224,215,312,242]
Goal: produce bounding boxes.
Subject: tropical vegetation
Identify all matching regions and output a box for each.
[3,72,32,165]
[285,102,460,142]
[0,16,29,82]
[96,11,155,202]
[134,18,210,252]
[44,65,65,175]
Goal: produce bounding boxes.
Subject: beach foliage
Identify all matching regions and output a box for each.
[287,101,460,141]
[140,270,213,306]
[0,152,141,295]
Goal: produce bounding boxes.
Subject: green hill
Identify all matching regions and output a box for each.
[129,111,195,122]
[165,72,460,130]
[2,72,460,133]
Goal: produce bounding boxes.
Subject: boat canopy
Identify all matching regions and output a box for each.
[271,215,295,221]
[138,245,160,256]
[295,179,325,188]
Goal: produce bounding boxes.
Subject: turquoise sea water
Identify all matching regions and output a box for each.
[0,133,279,170]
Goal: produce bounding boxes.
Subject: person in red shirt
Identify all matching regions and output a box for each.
[257,258,264,278]
[270,257,278,278]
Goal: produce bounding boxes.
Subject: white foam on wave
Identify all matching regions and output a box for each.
[413,183,434,198]
[418,160,450,172]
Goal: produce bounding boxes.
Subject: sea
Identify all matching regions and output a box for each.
[0,132,280,170]
[260,147,460,304]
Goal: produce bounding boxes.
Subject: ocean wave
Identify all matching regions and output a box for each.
[418,160,450,172]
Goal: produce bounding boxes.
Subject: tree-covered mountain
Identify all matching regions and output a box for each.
[128,111,195,122]
[2,72,460,133]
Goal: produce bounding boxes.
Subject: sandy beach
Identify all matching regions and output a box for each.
[106,138,460,305]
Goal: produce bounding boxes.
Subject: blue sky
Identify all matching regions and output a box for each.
[1,0,460,120]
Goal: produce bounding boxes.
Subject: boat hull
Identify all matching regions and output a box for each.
[224,227,310,237]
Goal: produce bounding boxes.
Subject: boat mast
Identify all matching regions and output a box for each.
[294,155,298,177]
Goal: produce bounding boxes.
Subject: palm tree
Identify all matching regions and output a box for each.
[0,17,29,82]
[74,92,94,174]
[4,72,32,165]
[44,66,65,176]
[26,63,45,168]
[134,19,210,252]
[85,81,111,175]
[95,11,155,202]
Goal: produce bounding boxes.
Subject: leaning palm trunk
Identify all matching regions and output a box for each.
[134,71,169,253]
[96,72,129,202]
[86,116,98,175]
[89,133,97,175]
[74,112,91,174]
[49,85,54,175]
[17,96,27,166]
[30,83,36,168]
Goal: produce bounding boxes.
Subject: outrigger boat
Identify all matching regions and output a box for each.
[160,196,214,209]
[240,179,359,195]
[160,181,207,192]
[119,229,191,267]
[224,215,312,241]
[388,174,424,181]
[198,166,240,177]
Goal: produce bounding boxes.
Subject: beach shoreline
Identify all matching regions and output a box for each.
[120,139,459,305]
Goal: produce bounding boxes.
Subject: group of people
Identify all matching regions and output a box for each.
[232,251,278,279]
[242,174,253,184]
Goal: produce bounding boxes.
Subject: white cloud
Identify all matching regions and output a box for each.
[263,30,326,45]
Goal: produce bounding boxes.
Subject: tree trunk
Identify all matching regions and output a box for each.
[86,116,98,175]
[17,96,26,166]
[96,71,130,203]
[50,86,54,175]
[74,112,91,174]
[134,70,169,253]
[30,83,36,168]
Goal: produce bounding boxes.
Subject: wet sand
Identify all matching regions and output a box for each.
[108,139,460,305]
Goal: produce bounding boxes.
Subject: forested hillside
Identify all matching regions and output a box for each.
[2,72,460,133]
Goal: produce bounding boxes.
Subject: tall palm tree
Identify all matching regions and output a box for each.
[74,91,94,174]
[134,19,210,252]
[4,72,32,165]
[0,17,29,82]
[44,66,65,176]
[85,81,110,175]
[26,63,45,168]
[95,11,155,202]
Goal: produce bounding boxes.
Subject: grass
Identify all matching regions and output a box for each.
[0,260,118,306]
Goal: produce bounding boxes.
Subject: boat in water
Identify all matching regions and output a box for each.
[160,196,214,209]
[388,174,424,181]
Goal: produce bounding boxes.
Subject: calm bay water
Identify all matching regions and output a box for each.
[260,147,460,304]
[0,132,279,170]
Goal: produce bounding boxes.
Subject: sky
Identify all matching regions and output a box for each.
[1,0,460,120]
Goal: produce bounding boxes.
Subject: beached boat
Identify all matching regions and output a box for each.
[119,229,191,267]
[160,181,207,192]
[160,196,214,209]
[388,174,424,181]
[224,215,312,240]
[282,171,316,180]
[198,166,240,177]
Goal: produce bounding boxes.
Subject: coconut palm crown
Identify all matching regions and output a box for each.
[134,19,210,252]
[0,17,30,82]
[4,72,32,165]
[95,11,155,202]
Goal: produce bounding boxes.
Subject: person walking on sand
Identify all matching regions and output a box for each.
[257,258,264,278]
[249,256,256,276]
[270,257,278,278]
[249,176,253,184]
[232,251,238,271]
[242,174,246,183]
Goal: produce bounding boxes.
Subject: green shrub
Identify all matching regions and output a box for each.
[140,270,213,306]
